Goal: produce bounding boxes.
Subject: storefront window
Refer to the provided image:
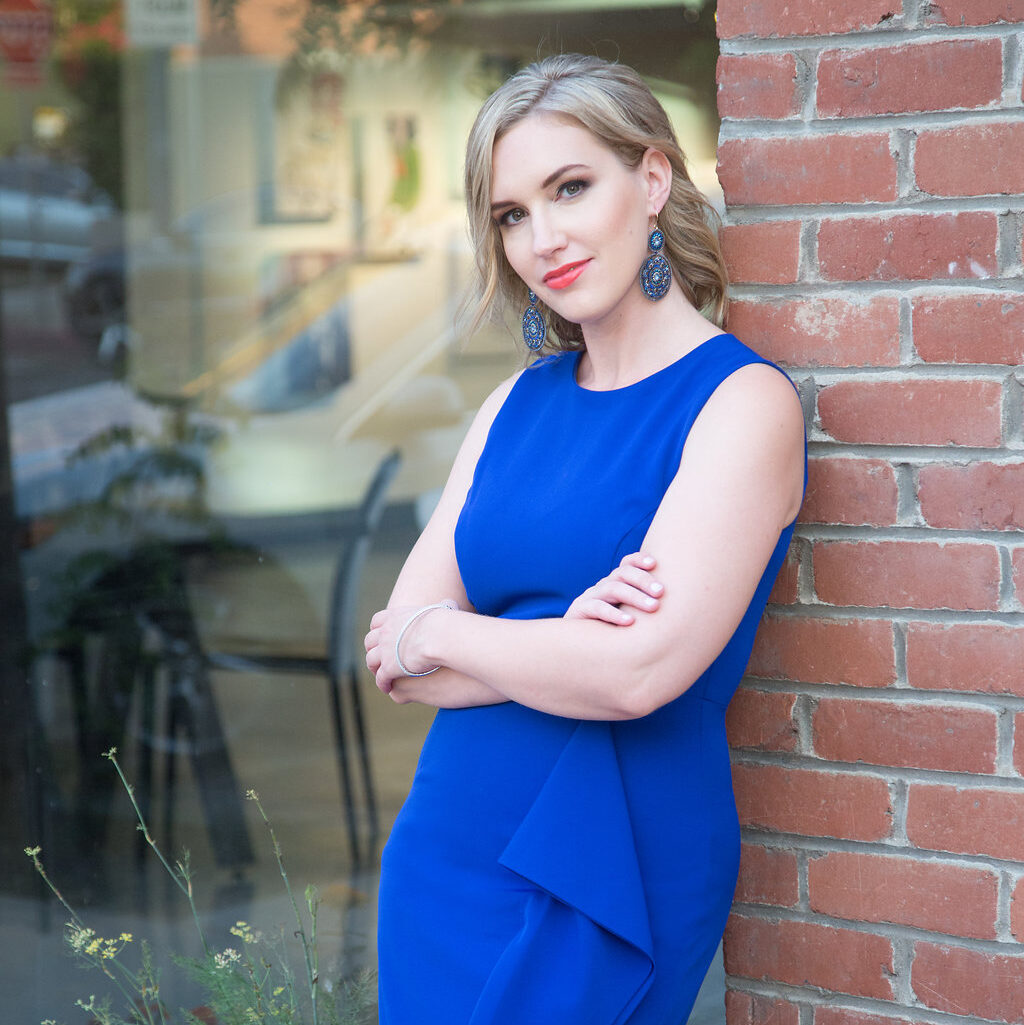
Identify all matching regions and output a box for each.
[0,1,720,1018]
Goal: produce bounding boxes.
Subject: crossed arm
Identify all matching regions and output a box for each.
[364,361,805,721]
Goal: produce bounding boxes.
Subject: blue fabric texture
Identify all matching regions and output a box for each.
[378,333,801,1024]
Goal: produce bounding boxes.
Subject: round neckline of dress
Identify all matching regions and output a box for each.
[570,332,732,395]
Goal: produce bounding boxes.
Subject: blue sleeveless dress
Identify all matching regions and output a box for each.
[378,333,801,1024]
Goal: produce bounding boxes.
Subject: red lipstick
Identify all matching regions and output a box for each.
[543,260,589,290]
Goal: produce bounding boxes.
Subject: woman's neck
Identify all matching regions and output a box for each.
[575,290,721,391]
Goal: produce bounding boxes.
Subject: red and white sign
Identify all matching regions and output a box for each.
[0,0,52,88]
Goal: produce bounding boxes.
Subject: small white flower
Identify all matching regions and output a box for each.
[214,947,242,969]
[66,924,95,952]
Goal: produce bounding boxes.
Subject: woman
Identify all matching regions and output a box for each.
[364,54,805,1025]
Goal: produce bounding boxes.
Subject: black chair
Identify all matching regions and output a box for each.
[52,540,255,871]
[200,448,401,865]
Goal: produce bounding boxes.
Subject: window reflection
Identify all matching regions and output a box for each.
[0,1,720,1018]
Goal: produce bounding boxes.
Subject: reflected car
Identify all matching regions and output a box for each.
[63,188,283,348]
[62,243,126,345]
[0,155,119,266]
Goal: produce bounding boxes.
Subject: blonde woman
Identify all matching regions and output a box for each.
[365,54,805,1024]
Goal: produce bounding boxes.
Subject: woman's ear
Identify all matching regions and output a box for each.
[641,148,672,217]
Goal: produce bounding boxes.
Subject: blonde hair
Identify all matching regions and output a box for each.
[463,53,728,354]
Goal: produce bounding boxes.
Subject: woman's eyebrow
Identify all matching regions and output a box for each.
[490,163,590,213]
[541,162,589,188]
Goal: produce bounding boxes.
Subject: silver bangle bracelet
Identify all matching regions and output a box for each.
[395,600,457,677]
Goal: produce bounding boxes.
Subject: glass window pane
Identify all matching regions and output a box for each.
[0,3,721,1019]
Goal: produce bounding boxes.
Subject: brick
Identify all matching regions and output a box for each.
[912,942,1024,1022]
[809,851,998,938]
[817,40,1003,116]
[1012,876,1024,942]
[813,540,1001,611]
[914,294,1024,364]
[728,298,900,368]
[734,843,800,907]
[816,1010,931,1025]
[768,545,800,605]
[919,462,1024,530]
[749,614,896,688]
[717,0,904,38]
[717,54,801,119]
[916,123,1024,197]
[1016,713,1024,778]
[907,784,1024,860]
[727,688,799,752]
[720,222,801,285]
[929,0,1024,26]
[724,915,894,1000]
[726,991,800,1025]
[802,457,898,526]
[818,212,999,282]
[1016,549,1024,606]
[813,698,997,772]
[733,763,893,840]
[717,135,897,206]
[907,623,1024,697]
[816,379,1003,447]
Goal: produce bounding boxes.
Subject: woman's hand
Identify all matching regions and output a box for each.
[564,553,663,626]
[364,602,457,696]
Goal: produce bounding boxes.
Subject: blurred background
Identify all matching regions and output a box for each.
[0,0,722,1018]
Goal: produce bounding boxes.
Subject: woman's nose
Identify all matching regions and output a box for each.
[530,211,566,257]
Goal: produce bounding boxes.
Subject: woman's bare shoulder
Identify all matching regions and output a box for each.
[687,360,806,522]
[445,369,525,480]
[477,368,525,419]
[460,368,524,447]
[706,360,803,430]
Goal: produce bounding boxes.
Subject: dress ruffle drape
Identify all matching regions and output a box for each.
[473,721,655,1024]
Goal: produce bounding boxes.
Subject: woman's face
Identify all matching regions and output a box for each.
[490,112,659,332]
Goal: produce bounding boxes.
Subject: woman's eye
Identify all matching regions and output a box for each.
[498,208,525,227]
[559,179,588,198]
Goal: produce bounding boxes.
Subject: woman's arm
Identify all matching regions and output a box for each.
[386,375,518,611]
[372,372,525,709]
[378,552,664,707]
[367,363,805,719]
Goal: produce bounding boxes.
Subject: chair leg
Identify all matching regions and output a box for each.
[346,667,379,858]
[75,623,141,852]
[327,671,361,864]
[171,649,254,868]
[135,653,158,865]
[163,667,180,853]
[62,641,90,769]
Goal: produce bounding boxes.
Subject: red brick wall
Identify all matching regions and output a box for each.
[716,2,1024,1023]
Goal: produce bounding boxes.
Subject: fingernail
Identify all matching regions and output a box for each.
[651,582,664,594]
[642,555,654,567]
[645,596,657,607]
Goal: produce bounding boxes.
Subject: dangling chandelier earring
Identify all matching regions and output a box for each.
[522,289,546,351]
[640,225,671,301]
